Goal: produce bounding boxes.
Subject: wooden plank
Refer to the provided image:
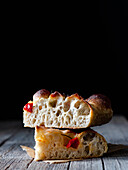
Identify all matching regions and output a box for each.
[0,142,69,170]
[5,128,35,145]
[111,116,128,142]
[69,158,103,170]
[0,144,33,169]
[92,116,128,144]
[0,121,22,146]
[0,128,34,157]
[102,116,128,170]
[103,153,128,170]
[0,122,34,169]
[92,116,128,170]
[27,161,70,170]
[0,135,34,169]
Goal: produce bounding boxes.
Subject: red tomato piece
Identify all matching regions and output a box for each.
[66,137,79,149]
[24,103,33,113]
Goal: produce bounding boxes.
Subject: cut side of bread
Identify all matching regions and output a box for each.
[34,127,108,160]
[23,89,113,128]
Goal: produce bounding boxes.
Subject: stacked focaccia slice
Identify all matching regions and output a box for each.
[35,127,108,160]
[23,89,113,161]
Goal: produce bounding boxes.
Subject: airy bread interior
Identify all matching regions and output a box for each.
[24,92,92,128]
[34,127,108,160]
[23,89,113,128]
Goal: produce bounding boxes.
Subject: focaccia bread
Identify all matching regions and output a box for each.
[34,127,108,160]
[23,89,113,128]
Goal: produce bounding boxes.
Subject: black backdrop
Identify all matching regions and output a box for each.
[1,1,128,120]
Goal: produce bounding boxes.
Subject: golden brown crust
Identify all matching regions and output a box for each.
[33,89,50,100]
[86,94,113,127]
[86,94,112,110]
[67,93,83,100]
[50,91,63,98]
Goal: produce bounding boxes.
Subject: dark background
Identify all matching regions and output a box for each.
[1,1,128,120]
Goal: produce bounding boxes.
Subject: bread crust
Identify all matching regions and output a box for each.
[86,94,113,127]
[86,94,112,110]
[34,127,108,160]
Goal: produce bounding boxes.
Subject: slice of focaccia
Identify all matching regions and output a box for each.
[23,89,113,128]
[34,127,108,160]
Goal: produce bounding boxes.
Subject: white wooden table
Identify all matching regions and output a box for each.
[0,116,128,170]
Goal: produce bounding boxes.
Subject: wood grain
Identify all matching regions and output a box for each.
[0,116,128,170]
